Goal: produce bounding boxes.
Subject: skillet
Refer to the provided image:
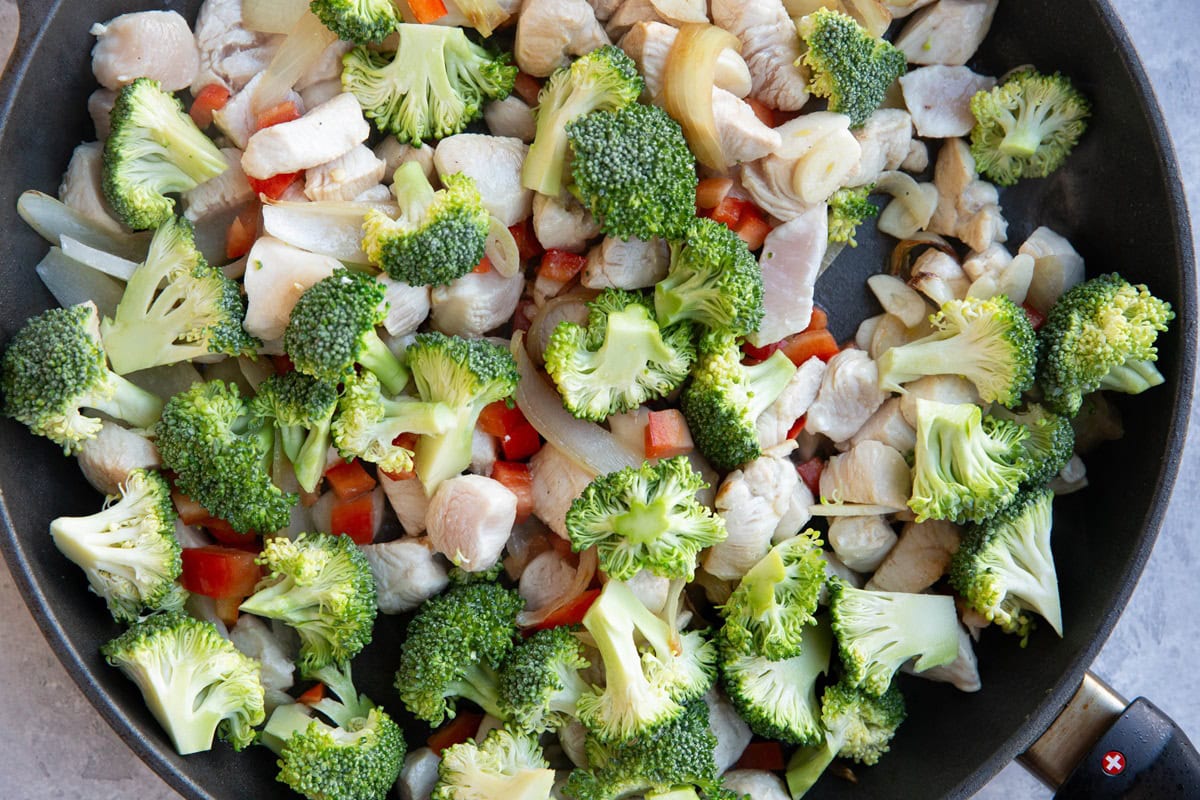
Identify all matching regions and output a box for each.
[0,0,1196,797]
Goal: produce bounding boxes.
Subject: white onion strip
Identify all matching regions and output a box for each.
[252,11,338,115]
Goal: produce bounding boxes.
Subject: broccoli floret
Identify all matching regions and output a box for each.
[950,488,1062,643]
[311,0,400,44]
[156,380,296,533]
[100,216,257,375]
[797,10,907,128]
[405,332,519,492]
[363,164,489,286]
[680,332,798,472]
[719,531,826,661]
[49,468,181,622]
[433,728,556,800]
[239,533,377,673]
[719,619,832,746]
[522,45,643,197]
[102,78,229,230]
[653,218,764,338]
[969,69,1090,187]
[877,295,1037,408]
[101,611,264,755]
[828,579,960,696]
[567,103,698,241]
[341,25,516,144]
[251,371,339,494]
[263,662,405,800]
[827,186,879,246]
[284,268,409,396]
[1,302,163,454]
[908,399,1031,524]
[577,579,716,743]
[991,402,1075,488]
[497,626,591,734]
[545,289,695,422]
[331,370,456,476]
[395,582,524,725]
[1037,273,1174,416]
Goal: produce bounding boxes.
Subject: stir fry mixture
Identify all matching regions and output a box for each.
[1,0,1177,798]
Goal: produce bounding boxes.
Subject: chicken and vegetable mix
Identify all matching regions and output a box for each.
[0,0,1175,798]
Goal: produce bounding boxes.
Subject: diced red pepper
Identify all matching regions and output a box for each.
[478,400,524,438]
[707,196,747,228]
[808,306,829,331]
[213,596,242,627]
[796,457,824,496]
[272,355,295,375]
[734,206,772,251]
[254,101,301,132]
[471,255,493,274]
[745,97,777,129]
[491,461,534,522]
[741,339,782,362]
[330,493,377,545]
[644,409,694,460]
[538,249,588,283]
[225,203,259,260]
[509,219,543,261]
[696,177,734,210]
[530,588,602,631]
[551,535,574,558]
[512,72,543,106]
[324,459,377,501]
[786,415,806,440]
[500,422,541,461]
[296,682,326,706]
[427,712,483,754]
[780,328,841,366]
[1022,302,1046,331]
[735,741,786,772]
[181,546,262,600]
[189,84,231,129]
[512,298,536,333]
[201,517,260,551]
[172,490,209,526]
[248,171,301,201]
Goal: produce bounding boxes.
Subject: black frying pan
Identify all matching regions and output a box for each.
[0,1,1196,798]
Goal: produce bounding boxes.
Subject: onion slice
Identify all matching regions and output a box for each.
[60,236,139,281]
[242,0,309,34]
[262,199,396,263]
[516,547,598,628]
[485,216,520,278]
[889,232,957,280]
[808,503,906,516]
[18,191,150,262]
[663,24,741,171]
[252,11,338,115]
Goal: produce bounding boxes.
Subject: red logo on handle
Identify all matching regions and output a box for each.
[1102,750,1126,776]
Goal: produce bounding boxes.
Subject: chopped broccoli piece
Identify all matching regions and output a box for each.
[908,398,1031,524]
[341,25,516,144]
[284,268,409,396]
[395,581,524,726]
[567,103,698,241]
[680,331,798,471]
[100,216,257,375]
[991,402,1075,488]
[497,626,590,734]
[797,10,907,128]
[877,295,1037,408]
[1,302,163,454]
[1037,273,1174,416]
[331,370,456,476]
[101,611,264,755]
[950,488,1062,643]
[969,69,1090,187]
[545,289,695,422]
[310,0,400,44]
[827,186,878,246]
[251,371,339,494]
[102,78,228,230]
[522,45,643,197]
[155,380,296,533]
[363,164,489,286]
[433,728,556,800]
[405,332,519,492]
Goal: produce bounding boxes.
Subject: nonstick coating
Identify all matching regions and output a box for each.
[0,1,1194,798]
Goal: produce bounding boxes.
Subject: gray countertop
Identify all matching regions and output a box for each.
[1,1,1197,798]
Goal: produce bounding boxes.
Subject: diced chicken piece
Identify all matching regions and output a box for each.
[77,422,161,496]
[844,397,916,454]
[530,444,595,538]
[624,569,671,615]
[242,94,369,180]
[885,0,939,18]
[242,237,340,341]
[360,538,450,614]
[89,89,118,140]
[376,138,436,184]
[723,770,790,800]
[957,199,1007,253]
[381,472,431,536]
[183,148,254,222]
[520,550,581,615]
[589,0,626,21]
[962,242,1013,282]
[296,40,353,91]
[704,688,753,775]
[426,475,517,572]
[471,427,499,476]
[747,205,827,346]
[582,235,670,290]
[533,192,602,254]
[805,349,889,442]
[900,66,996,138]
[712,88,783,166]
[59,143,123,233]
[712,0,810,111]
[191,0,280,94]
[827,515,897,572]
[484,96,536,143]
[433,134,533,227]
[229,614,295,692]
[846,109,914,187]
[757,356,827,449]
[867,519,961,593]
[820,441,911,509]
[299,78,345,113]
[91,11,199,92]
[1019,226,1086,313]
[740,158,813,223]
[928,139,1007,252]
[378,275,432,338]
[559,721,590,768]
[400,747,441,800]
[619,22,753,100]
[304,145,387,203]
[909,249,970,305]
[516,0,611,77]
[898,375,982,427]
[214,72,303,150]
[901,140,930,172]
[606,0,667,39]
[355,185,393,203]
[902,622,981,691]
[894,0,999,66]
[431,268,524,337]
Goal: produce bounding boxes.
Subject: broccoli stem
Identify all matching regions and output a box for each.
[391,161,437,220]
[293,419,334,494]
[261,702,317,756]
[448,662,505,719]
[785,733,840,797]
[998,101,1053,158]
[743,548,787,619]
[613,498,673,545]
[1097,358,1164,394]
[524,91,607,197]
[358,332,409,395]
[141,97,230,182]
[415,424,474,494]
[745,351,799,420]
[877,336,967,392]
[90,373,164,429]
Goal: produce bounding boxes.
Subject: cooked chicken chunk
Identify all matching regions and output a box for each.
[928,139,1007,252]
[300,81,344,115]
[903,622,981,691]
[962,242,1013,282]
[381,473,431,536]
[399,747,441,800]
[433,134,533,227]
[900,66,996,138]
[588,0,625,21]
[757,356,826,450]
[901,140,930,172]
[820,441,910,509]
[88,89,118,140]
[530,444,595,538]
[533,192,602,254]
[376,138,436,184]
[430,268,524,337]
[483,96,536,143]
[805,349,889,442]
[704,688,753,774]
[606,0,668,39]
[214,72,304,151]
[360,538,450,614]
[59,143,123,233]
[1019,226,1086,313]
[378,275,431,337]
[895,0,999,66]
[229,615,294,692]
[827,515,897,572]
[844,397,916,454]
[242,237,340,341]
[867,519,962,593]
[183,148,254,222]
[712,88,784,165]
[582,235,670,290]
[909,249,970,306]
[242,94,369,180]
[77,422,161,496]
[619,21,753,100]
[516,0,611,77]
[747,205,827,346]
[426,475,517,572]
[191,0,280,94]
[91,11,199,92]
[847,109,915,188]
[898,375,981,427]
[624,569,671,615]
[520,550,582,616]
[711,0,810,111]
[471,427,499,477]
[885,0,939,17]
[723,770,790,800]
[304,145,387,203]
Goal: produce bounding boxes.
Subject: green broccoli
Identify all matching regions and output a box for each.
[497,626,591,734]
[719,619,832,746]
[522,45,643,197]
[49,468,181,622]
[969,69,1090,187]
[877,295,1037,408]
[251,371,339,494]
[950,488,1062,643]
[310,0,400,44]
[100,216,257,375]
[284,268,409,396]
[576,579,716,743]
[238,533,377,673]
[719,531,826,661]
[653,218,764,338]
[827,186,879,246]
[331,370,456,476]
[101,611,264,755]
[433,728,556,800]
[395,581,524,725]
[362,163,490,286]
[567,103,698,241]
[405,332,519,492]
[1038,273,1174,416]
[908,399,1031,524]
[680,331,798,472]
[797,9,907,128]
[341,25,516,144]
[102,78,229,230]
[1,302,163,454]
[991,402,1075,488]
[155,380,296,533]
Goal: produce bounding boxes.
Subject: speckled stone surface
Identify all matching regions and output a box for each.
[0,1,1196,798]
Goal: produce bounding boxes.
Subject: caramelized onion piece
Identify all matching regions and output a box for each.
[889,232,957,281]
[664,24,741,171]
